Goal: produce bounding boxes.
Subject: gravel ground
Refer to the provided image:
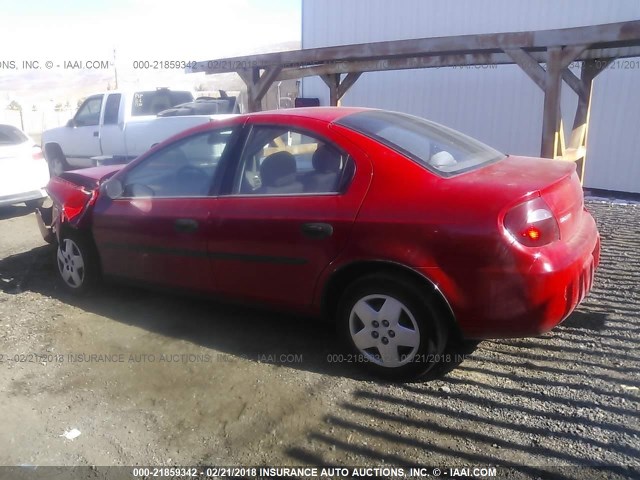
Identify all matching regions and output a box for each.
[0,200,638,479]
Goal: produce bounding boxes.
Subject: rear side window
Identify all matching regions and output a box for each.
[0,125,28,145]
[131,90,194,116]
[337,110,505,176]
[103,94,121,125]
[232,126,350,195]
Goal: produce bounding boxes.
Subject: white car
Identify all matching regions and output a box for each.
[0,124,49,208]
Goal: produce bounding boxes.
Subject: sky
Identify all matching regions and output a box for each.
[0,0,301,78]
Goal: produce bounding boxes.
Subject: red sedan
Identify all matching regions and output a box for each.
[39,107,600,380]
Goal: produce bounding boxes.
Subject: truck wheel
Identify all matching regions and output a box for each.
[45,145,69,177]
[56,231,100,294]
[49,156,66,177]
[337,274,448,381]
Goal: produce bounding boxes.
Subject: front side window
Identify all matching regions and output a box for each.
[234,126,349,195]
[337,110,505,176]
[74,95,103,127]
[123,128,234,198]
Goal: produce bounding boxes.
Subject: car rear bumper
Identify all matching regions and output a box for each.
[0,189,47,207]
[429,211,601,339]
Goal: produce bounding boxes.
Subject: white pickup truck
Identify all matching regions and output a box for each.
[42,88,234,175]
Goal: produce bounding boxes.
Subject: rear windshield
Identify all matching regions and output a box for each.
[0,124,28,145]
[337,110,505,176]
[131,90,194,116]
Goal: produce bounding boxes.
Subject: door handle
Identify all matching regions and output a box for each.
[174,218,199,233]
[301,222,333,239]
[93,131,99,137]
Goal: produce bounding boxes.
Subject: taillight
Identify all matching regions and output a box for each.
[61,188,92,222]
[504,196,560,247]
[32,145,44,160]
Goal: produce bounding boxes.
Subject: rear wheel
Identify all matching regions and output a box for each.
[56,231,99,294]
[337,274,448,381]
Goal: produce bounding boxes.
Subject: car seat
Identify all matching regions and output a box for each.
[304,145,342,193]
[257,151,304,194]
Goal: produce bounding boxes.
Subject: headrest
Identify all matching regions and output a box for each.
[312,145,342,173]
[429,150,456,167]
[260,151,297,187]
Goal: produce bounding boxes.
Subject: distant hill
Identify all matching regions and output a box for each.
[1,41,301,109]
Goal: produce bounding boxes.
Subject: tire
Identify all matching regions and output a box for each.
[337,274,449,381]
[25,198,45,209]
[49,156,65,177]
[425,338,480,380]
[45,145,69,177]
[55,230,100,294]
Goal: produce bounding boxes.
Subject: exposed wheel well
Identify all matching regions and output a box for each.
[43,143,64,161]
[43,143,71,172]
[321,261,461,338]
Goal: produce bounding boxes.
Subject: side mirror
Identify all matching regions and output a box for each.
[66,119,75,128]
[103,178,124,199]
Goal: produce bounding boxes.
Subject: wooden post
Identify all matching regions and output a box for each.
[541,47,563,159]
[238,67,282,112]
[321,72,362,106]
[238,68,261,112]
[567,59,613,181]
[321,74,341,106]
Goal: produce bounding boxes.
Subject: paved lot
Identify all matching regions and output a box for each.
[0,200,638,479]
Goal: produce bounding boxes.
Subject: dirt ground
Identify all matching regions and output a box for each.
[0,200,638,479]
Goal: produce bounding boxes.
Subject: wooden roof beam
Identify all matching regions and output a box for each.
[189,21,640,75]
[271,46,640,81]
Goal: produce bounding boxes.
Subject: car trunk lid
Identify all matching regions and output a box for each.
[451,155,584,240]
[47,165,122,226]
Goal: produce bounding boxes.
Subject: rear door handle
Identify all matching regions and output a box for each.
[174,218,199,233]
[93,131,99,137]
[301,222,333,239]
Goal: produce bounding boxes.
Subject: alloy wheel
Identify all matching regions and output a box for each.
[348,294,421,367]
[57,238,85,288]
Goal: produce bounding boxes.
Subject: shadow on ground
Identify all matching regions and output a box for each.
[0,243,367,380]
[0,205,36,221]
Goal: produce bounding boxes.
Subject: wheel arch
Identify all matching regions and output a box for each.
[57,222,103,273]
[43,142,64,161]
[321,260,461,337]
[43,142,71,173]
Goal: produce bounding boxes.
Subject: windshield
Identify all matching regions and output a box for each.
[337,110,506,176]
[131,90,194,116]
[0,124,28,145]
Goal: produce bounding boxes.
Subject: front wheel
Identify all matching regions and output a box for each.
[56,232,99,294]
[337,274,449,381]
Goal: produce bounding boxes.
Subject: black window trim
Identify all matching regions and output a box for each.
[103,93,122,126]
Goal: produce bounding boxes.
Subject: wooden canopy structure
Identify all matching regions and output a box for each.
[188,20,640,180]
